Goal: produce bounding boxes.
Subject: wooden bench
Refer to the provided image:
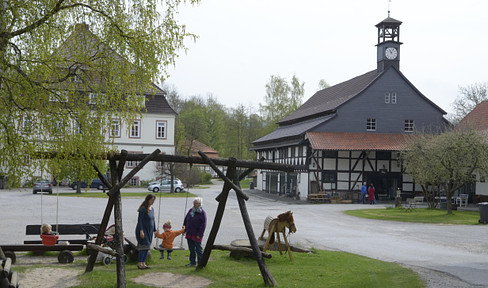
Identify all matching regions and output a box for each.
[307,193,329,203]
[0,223,100,264]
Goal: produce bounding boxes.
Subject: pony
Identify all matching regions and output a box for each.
[258,211,296,261]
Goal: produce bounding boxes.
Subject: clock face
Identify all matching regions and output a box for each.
[385,47,398,60]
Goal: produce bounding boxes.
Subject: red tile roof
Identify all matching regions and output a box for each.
[306,131,417,151]
[457,100,488,133]
[184,140,219,158]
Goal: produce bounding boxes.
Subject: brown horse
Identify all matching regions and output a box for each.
[259,211,296,261]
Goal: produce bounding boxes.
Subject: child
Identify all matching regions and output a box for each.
[155,220,185,260]
[40,223,59,235]
[40,223,59,246]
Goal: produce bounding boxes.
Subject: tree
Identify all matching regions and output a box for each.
[259,74,305,125]
[402,129,488,214]
[0,0,198,186]
[451,82,488,124]
[317,79,330,91]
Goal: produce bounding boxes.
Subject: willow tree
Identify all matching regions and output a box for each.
[0,0,198,186]
[402,129,488,214]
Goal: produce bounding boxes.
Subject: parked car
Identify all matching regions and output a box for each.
[70,178,108,191]
[33,180,53,194]
[148,179,184,193]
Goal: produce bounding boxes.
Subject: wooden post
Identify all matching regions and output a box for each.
[235,173,277,287]
[198,153,277,287]
[198,160,236,268]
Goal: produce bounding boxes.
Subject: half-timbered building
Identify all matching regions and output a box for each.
[251,17,450,201]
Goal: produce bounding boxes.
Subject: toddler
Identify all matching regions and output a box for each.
[155,220,185,260]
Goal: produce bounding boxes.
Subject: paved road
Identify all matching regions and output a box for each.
[1,182,487,287]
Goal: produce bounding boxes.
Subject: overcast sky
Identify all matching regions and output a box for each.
[163,0,488,116]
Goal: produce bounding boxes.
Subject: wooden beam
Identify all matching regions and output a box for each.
[198,152,248,201]
[212,245,272,259]
[86,244,118,256]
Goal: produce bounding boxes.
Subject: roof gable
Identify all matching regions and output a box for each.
[278,70,381,124]
[457,100,488,133]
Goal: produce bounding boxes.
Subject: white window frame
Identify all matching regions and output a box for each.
[391,92,397,104]
[385,92,390,103]
[156,121,167,139]
[404,119,414,132]
[110,119,121,138]
[130,120,141,138]
[367,118,376,131]
[22,115,33,133]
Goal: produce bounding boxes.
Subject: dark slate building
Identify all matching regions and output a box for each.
[251,17,450,201]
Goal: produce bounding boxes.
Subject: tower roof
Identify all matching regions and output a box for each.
[375,17,402,27]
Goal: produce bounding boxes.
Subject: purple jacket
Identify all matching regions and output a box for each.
[183,208,207,239]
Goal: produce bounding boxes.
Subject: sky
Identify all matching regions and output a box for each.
[163,0,488,116]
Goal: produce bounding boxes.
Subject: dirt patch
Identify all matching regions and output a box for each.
[132,272,212,287]
[19,267,81,288]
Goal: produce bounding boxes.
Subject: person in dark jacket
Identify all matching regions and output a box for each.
[183,197,207,267]
[135,193,156,269]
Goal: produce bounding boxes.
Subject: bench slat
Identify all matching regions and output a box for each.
[26,224,100,235]
[0,244,84,252]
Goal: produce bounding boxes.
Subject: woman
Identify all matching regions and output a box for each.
[183,197,207,267]
[368,184,375,205]
[135,193,157,269]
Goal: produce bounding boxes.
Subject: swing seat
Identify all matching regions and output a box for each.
[154,246,184,251]
[40,234,59,246]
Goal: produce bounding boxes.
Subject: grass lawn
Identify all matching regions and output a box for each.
[345,207,481,225]
[16,249,424,288]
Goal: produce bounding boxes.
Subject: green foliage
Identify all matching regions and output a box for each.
[0,0,199,186]
[259,74,305,124]
[346,208,481,225]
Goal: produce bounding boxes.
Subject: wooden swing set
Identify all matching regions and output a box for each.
[11,149,293,287]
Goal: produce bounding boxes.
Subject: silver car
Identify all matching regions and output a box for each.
[33,180,53,194]
[147,179,184,193]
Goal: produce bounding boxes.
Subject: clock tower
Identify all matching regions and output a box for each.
[376,17,402,72]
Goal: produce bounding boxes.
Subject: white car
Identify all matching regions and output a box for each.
[148,179,184,193]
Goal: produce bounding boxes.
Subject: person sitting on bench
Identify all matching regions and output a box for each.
[155,220,185,260]
[40,223,59,246]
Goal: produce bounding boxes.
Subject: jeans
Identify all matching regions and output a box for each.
[138,249,149,263]
[360,193,366,204]
[187,238,203,265]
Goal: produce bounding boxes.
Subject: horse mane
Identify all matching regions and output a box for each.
[277,211,292,222]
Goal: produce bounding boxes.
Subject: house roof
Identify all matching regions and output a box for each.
[278,70,380,125]
[184,140,219,158]
[252,115,335,144]
[306,131,416,151]
[456,100,488,133]
[278,66,446,125]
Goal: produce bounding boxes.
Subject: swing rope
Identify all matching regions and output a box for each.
[180,164,192,248]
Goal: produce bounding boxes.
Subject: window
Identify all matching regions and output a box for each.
[89,93,106,105]
[50,90,68,102]
[130,177,139,186]
[322,171,337,183]
[367,118,376,131]
[130,120,141,138]
[22,115,33,133]
[391,92,397,104]
[404,120,414,132]
[385,92,390,103]
[126,152,141,168]
[73,120,82,134]
[156,121,167,139]
[110,120,120,137]
[128,95,146,108]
